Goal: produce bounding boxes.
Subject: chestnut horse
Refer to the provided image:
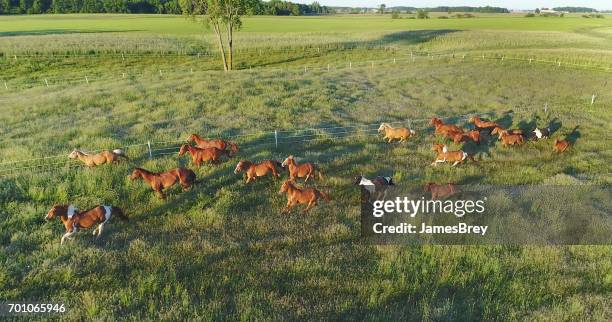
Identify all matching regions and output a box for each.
[553,138,570,152]
[187,134,239,156]
[430,118,463,139]
[424,183,458,199]
[278,180,330,213]
[469,116,500,132]
[377,123,416,143]
[282,155,323,182]
[234,160,283,183]
[491,126,523,137]
[431,143,477,167]
[68,149,128,167]
[178,144,230,166]
[130,167,196,198]
[453,130,481,145]
[497,130,525,147]
[45,204,128,245]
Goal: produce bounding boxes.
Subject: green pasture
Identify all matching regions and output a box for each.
[0,14,611,320]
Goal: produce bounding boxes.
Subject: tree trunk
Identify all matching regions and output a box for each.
[212,22,228,71]
[227,21,233,70]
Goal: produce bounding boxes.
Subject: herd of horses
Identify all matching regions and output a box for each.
[47,115,571,244]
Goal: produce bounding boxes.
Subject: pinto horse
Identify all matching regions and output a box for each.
[130,167,196,199]
[187,134,239,156]
[354,175,394,200]
[234,160,283,183]
[178,144,230,166]
[430,118,463,139]
[282,155,323,182]
[45,204,128,245]
[68,149,128,167]
[278,180,330,213]
[431,143,477,167]
[469,116,500,132]
[377,123,416,143]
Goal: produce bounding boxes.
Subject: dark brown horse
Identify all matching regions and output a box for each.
[45,204,128,245]
[129,167,196,198]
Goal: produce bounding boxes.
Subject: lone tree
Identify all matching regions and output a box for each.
[180,0,255,71]
[378,4,385,14]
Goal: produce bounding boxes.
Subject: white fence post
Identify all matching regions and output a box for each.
[327,64,330,71]
[393,57,396,64]
[44,79,49,87]
[544,102,548,113]
[3,81,7,90]
[85,76,89,84]
[591,94,596,106]
[349,62,352,69]
[274,130,278,149]
[122,53,125,61]
[159,70,163,76]
[147,141,153,159]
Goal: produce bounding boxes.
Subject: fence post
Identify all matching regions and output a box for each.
[274,130,278,149]
[159,70,163,76]
[85,76,89,84]
[591,94,596,106]
[304,66,307,73]
[349,62,352,69]
[393,57,396,64]
[190,68,193,74]
[327,64,330,71]
[122,73,126,78]
[147,141,153,159]
[371,61,374,69]
[3,81,7,90]
[529,58,532,64]
[44,79,49,87]
[14,55,17,61]
[544,102,548,113]
[122,53,125,61]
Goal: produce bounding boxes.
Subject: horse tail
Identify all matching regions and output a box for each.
[112,207,129,222]
[113,149,129,161]
[318,190,331,202]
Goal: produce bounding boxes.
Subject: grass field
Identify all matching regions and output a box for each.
[0,14,611,320]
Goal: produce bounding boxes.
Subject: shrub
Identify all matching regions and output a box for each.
[438,15,448,19]
[525,13,535,17]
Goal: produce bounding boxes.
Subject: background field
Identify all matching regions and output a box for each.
[0,14,611,320]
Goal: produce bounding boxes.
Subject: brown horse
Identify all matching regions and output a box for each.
[377,123,416,143]
[431,143,477,167]
[491,126,523,137]
[278,180,330,213]
[430,118,464,139]
[178,144,230,166]
[453,130,481,145]
[45,204,128,245]
[129,167,196,198]
[234,160,283,183]
[497,130,525,147]
[281,155,323,182]
[187,134,239,156]
[424,183,458,199]
[68,149,128,167]
[469,116,500,132]
[553,138,570,152]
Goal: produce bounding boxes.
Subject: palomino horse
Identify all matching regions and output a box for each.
[278,180,330,213]
[377,123,416,143]
[68,149,128,167]
[178,144,231,166]
[431,143,477,167]
[281,155,323,182]
[430,118,463,139]
[129,167,196,199]
[354,175,394,201]
[553,138,570,152]
[469,116,500,132]
[234,160,283,183]
[45,204,128,245]
[187,134,239,156]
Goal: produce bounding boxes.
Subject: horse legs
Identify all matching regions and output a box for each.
[246,176,255,183]
[61,229,77,245]
[95,222,105,239]
[304,173,311,182]
[303,199,317,213]
[452,160,460,167]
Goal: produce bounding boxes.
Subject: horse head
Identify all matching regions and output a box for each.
[129,168,144,180]
[68,150,81,159]
[227,142,239,156]
[178,144,190,156]
[279,179,295,194]
[353,175,364,186]
[491,127,504,136]
[281,155,295,168]
[234,160,248,174]
[45,204,69,220]
[187,134,199,143]
[430,118,442,126]
[431,143,445,153]
[469,116,479,124]
[377,123,389,133]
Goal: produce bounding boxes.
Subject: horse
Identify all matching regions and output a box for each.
[469,116,500,132]
[45,204,128,245]
[533,127,550,140]
[430,118,464,139]
[278,180,330,214]
[491,126,523,137]
[553,138,570,153]
[452,130,481,145]
[187,134,239,156]
[424,182,458,199]
[68,149,128,167]
[377,123,416,143]
[129,167,196,199]
[281,155,323,182]
[497,130,525,147]
[234,160,283,183]
[178,144,230,166]
[354,175,394,201]
[431,143,477,167]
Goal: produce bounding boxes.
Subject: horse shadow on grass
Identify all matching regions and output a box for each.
[565,126,581,144]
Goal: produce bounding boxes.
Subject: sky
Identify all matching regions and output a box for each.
[290,1,611,10]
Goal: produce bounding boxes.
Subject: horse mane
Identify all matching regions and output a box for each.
[134,167,154,175]
[380,122,391,128]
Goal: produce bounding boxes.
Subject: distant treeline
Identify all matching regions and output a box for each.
[552,7,597,13]
[0,0,334,15]
[426,6,509,13]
